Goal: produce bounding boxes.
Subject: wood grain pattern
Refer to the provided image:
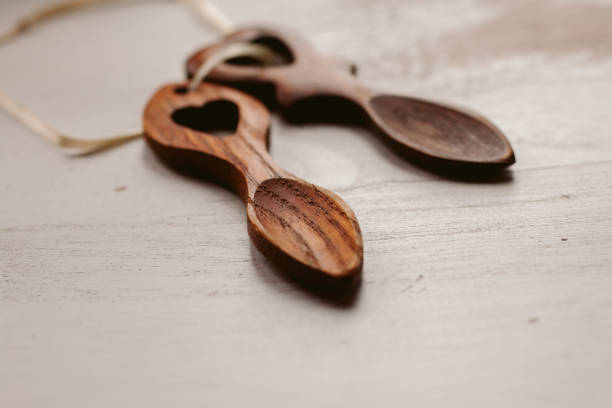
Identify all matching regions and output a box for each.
[143,82,362,288]
[1,0,612,407]
[186,26,515,169]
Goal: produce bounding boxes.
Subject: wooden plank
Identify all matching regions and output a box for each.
[1,0,611,406]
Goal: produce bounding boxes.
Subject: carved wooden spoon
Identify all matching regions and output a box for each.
[143,81,363,288]
[186,26,515,169]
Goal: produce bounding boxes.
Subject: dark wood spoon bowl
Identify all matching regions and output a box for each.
[186,26,515,169]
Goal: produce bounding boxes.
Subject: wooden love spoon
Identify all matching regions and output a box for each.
[143,82,363,288]
[186,26,515,169]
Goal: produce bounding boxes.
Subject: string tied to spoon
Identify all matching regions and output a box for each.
[0,0,276,155]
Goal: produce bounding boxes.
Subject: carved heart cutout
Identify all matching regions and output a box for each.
[171,99,239,137]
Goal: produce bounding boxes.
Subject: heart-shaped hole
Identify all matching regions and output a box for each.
[226,36,295,66]
[171,99,239,138]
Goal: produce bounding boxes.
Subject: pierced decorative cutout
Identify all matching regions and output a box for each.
[171,99,239,137]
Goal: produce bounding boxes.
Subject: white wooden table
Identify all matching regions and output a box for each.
[1,0,611,406]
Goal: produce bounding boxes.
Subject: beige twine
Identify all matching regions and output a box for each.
[0,0,272,155]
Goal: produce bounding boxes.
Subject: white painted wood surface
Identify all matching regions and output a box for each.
[1,0,611,406]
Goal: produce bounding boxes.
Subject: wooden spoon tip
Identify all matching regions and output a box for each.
[247,177,363,288]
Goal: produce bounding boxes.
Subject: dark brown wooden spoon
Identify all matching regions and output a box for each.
[186,26,515,169]
[143,81,363,288]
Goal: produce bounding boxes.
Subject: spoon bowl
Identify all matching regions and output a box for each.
[367,94,515,167]
[247,177,363,287]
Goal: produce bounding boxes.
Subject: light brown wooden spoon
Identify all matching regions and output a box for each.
[186,26,515,170]
[143,81,363,288]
